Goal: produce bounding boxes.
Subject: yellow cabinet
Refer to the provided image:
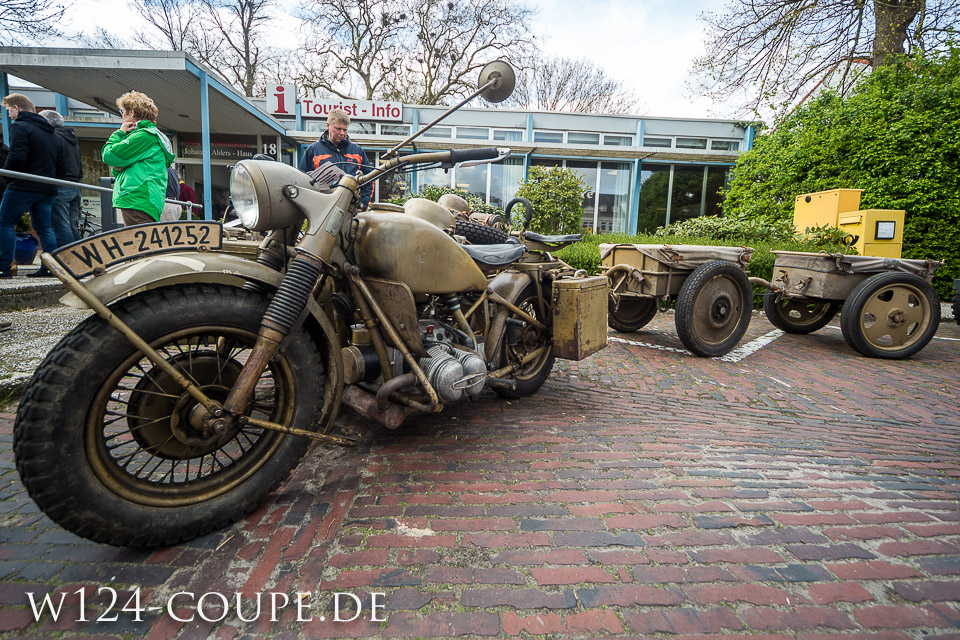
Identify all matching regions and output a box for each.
[793,189,863,233]
[837,210,905,258]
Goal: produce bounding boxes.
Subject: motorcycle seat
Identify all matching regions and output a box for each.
[524,231,582,245]
[461,243,527,266]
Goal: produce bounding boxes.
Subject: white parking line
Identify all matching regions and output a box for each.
[609,328,785,363]
[720,329,785,363]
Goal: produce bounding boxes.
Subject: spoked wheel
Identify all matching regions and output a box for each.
[14,284,326,548]
[763,295,839,334]
[494,282,555,398]
[608,296,658,333]
[840,272,940,359]
[675,261,753,357]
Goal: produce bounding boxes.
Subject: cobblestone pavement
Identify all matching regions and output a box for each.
[1,311,958,639]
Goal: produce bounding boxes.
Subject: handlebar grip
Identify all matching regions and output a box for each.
[449,147,501,164]
[505,197,534,227]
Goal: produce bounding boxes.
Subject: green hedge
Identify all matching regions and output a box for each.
[555,232,852,308]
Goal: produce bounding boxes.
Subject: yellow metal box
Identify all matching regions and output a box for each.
[551,276,608,360]
[837,209,905,258]
[793,188,863,233]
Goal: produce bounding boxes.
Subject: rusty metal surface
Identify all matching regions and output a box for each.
[363,278,428,357]
[552,275,609,360]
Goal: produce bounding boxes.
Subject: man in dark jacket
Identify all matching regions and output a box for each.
[298,109,372,210]
[39,110,83,247]
[0,94,63,278]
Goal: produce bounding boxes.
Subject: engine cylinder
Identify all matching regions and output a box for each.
[418,346,464,403]
[451,347,487,397]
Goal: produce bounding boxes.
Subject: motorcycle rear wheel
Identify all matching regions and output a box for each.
[14,284,325,548]
[494,282,555,398]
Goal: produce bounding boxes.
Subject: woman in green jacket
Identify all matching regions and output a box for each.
[101,91,176,226]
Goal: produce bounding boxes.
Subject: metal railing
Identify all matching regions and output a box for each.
[0,168,203,235]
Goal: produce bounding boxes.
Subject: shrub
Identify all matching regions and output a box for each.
[513,166,585,234]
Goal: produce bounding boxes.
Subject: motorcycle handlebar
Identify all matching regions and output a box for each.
[448,147,501,164]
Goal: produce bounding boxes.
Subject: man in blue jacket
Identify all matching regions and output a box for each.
[0,93,63,278]
[298,109,372,211]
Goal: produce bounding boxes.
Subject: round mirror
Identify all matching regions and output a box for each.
[478,60,515,103]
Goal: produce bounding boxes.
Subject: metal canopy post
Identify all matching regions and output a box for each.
[1,73,9,143]
[200,71,212,221]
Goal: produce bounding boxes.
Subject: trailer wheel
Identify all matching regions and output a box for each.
[675,260,752,357]
[840,272,940,359]
[763,295,839,334]
[608,296,658,333]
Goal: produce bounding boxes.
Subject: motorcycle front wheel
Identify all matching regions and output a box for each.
[14,284,326,548]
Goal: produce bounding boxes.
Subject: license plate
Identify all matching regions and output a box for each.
[54,221,224,278]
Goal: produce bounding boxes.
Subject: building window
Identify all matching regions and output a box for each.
[454,163,488,201]
[422,126,452,138]
[637,164,671,232]
[704,166,729,216]
[493,129,523,141]
[710,139,740,151]
[456,127,490,140]
[643,137,672,148]
[676,137,707,149]
[531,158,562,168]
[671,165,706,224]
[604,135,632,146]
[490,157,525,209]
[373,152,410,202]
[349,122,376,135]
[533,130,564,143]
[567,132,600,145]
[567,160,598,231]
[598,162,631,233]
[380,124,411,136]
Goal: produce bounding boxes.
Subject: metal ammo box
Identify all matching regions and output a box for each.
[552,275,608,360]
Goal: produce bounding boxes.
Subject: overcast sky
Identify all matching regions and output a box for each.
[42,0,734,120]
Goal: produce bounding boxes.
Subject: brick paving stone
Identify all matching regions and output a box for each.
[1,315,958,637]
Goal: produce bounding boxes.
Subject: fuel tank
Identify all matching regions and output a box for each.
[354,212,488,294]
[403,198,456,231]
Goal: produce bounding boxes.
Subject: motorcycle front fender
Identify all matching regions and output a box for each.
[58,251,345,437]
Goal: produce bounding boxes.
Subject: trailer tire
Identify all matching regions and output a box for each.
[840,271,939,359]
[675,261,752,357]
[763,295,839,334]
[608,297,658,333]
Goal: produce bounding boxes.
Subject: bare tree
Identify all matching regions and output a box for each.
[506,55,640,115]
[130,0,277,96]
[390,0,534,105]
[693,0,960,116]
[200,0,276,96]
[131,0,203,51]
[297,0,407,100]
[297,0,533,104]
[0,0,67,45]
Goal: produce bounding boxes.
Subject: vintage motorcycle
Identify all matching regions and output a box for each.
[13,62,608,548]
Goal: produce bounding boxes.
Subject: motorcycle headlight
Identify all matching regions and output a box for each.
[230,163,260,229]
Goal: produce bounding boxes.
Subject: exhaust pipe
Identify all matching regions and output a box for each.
[342,385,406,430]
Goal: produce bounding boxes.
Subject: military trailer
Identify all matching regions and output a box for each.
[759,251,942,359]
[601,244,755,358]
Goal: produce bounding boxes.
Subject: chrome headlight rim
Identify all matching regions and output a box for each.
[230,162,260,229]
